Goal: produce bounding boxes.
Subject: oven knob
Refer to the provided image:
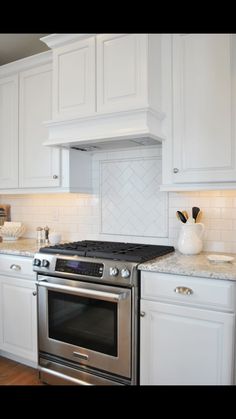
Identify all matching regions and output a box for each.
[42,259,50,268]
[121,268,130,278]
[110,267,119,277]
[33,258,41,267]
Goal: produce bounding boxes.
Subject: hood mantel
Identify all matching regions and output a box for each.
[41,33,165,151]
[43,107,166,150]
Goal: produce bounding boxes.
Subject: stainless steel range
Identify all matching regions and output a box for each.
[33,240,174,385]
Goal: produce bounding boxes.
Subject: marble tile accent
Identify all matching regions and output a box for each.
[100,156,168,238]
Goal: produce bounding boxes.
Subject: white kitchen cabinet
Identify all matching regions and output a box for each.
[0,255,37,366]
[45,33,161,118]
[52,36,95,119]
[140,271,235,385]
[96,34,149,113]
[0,52,92,193]
[161,33,236,190]
[19,63,60,188]
[0,74,18,188]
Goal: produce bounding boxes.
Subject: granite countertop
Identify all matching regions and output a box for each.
[0,238,41,257]
[1,238,236,281]
[138,250,236,281]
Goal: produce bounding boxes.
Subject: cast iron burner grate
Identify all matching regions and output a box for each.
[39,240,175,262]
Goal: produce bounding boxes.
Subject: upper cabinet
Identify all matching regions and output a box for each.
[161,34,236,190]
[0,75,18,188]
[53,37,96,119]
[96,34,148,113]
[19,62,60,188]
[40,34,164,149]
[0,52,92,194]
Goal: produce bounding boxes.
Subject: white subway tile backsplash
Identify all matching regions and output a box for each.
[203,208,221,219]
[168,190,236,252]
[221,230,236,242]
[168,197,189,208]
[2,146,236,252]
[208,219,232,230]
[209,197,233,208]
[187,197,211,208]
[204,230,221,241]
[204,241,234,253]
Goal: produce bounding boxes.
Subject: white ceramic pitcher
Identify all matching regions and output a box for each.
[177,223,205,255]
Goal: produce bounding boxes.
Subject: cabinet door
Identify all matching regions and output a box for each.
[0,75,18,188]
[140,299,235,385]
[19,63,60,188]
[0,276,37,363]
[97,34,148,113]
[53,37,95,119]
[172,34,236,183]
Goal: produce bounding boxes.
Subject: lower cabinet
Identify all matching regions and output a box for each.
[0,256,37,366]
[140,272,236,385]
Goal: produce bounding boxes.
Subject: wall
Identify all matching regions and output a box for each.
[1,146,236,253]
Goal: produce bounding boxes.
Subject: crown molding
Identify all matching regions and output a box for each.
[40,34,96,49]
[0,50,52,77]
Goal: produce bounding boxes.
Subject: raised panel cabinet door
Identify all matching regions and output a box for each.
[140,300,235,385]
[0,276,37,362]
[53,37,96,119]
[97,34,148,113]
[0,75,18,188]
[19,64,60,188]
[172,34,236,183]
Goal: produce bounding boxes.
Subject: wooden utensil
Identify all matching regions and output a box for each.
[195,210,202,223]
[182,210,189,220]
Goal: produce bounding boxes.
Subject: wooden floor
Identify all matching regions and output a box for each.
[0,356,43,385]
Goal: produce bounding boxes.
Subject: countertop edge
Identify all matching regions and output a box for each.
[138,251,236,281]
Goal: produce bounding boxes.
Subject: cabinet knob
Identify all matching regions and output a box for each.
[173,168,179,174]
[174,286,193,296]
[32,291,37,296]
[140,311,146,317]
[53,175,58,179]
[10,264,21,271]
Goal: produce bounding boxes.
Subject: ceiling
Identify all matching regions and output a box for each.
[0,34,51,65]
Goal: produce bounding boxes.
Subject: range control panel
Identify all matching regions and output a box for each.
[55,259,104,277]
[33,253,137,286]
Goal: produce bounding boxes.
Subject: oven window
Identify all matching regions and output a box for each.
[48,291,118,356]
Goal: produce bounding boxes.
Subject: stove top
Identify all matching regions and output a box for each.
[39,240,175,262]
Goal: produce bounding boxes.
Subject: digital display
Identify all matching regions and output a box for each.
[55,259,104,278]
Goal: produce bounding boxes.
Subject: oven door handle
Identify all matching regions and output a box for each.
[37,280,129,302]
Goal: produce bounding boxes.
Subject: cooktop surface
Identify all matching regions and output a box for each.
[39,240,175,262]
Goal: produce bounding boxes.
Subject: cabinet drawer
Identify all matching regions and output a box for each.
[0,255,35,280]
[141,271,235,311]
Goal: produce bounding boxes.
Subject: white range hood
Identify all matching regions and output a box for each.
[43,107,165,151]
[41,33,165,151]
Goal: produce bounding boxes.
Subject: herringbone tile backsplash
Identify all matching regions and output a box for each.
[100,155,168,238]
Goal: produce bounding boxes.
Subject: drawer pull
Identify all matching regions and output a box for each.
[174,286,193,296]
[10,264,21,271]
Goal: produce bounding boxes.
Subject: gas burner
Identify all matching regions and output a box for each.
[39,240,175,262]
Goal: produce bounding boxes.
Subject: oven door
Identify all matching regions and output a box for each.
[37,275,132,379]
